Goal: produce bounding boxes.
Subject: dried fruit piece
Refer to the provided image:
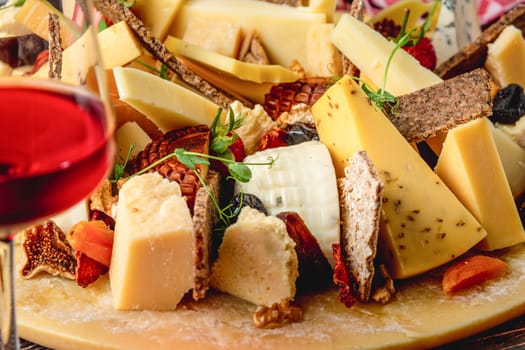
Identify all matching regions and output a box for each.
[20,221,76,280]
[257,127,288,151]
[402,37,437,70]
[263,78,331,120]
[490,83,525,124]
[332,243,357,308]
[276,211,333,292]
[284,122,319,145]
[127,125,211,210]
[442,255,508,294]
[67,220,114,267]
[75,251,108,288]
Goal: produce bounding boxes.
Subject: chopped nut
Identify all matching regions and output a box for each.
[239,30,270,65]
[253,300,303,328]
[20,221,76,280]
[275,103,315,129]
[371,264,396,304]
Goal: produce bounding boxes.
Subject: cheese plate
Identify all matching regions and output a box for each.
[14,240,525,350]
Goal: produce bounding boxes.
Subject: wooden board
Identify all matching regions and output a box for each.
[14,240,525,350]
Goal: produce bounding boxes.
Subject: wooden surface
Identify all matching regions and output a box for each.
[17,312,525,350]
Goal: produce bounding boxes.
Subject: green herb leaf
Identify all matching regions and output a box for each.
[98,17,108,32]
[228,163,252,183]
[0,0,25,10]
[119,0,135,8]
[111,144,135,183]
[209,107,244,156]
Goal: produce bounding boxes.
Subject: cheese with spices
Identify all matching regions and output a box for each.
[311,76,486,279]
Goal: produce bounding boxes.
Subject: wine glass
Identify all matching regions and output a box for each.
[0,0,115,348]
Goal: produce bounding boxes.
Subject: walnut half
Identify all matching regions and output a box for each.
[253,300,303,328]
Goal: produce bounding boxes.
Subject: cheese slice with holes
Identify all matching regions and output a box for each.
[435,118,525,251]
[311,76,486,279]
[111,173,194,310]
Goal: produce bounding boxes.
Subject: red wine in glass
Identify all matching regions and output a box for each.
[0,79,114,228]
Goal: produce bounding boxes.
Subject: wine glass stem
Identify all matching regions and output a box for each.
[0,241,19,350]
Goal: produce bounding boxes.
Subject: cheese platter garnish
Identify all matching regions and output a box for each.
[2,0,525,348]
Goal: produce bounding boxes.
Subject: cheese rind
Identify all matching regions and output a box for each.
[113,67,219,132]
[164,36,301,83]
[311,76,486,279]
[331,14,442,96]
[210,207,298,307]
[485,25,525,89]
[435,118,525,251]
[110,173,194,310]
[236,141,340,265]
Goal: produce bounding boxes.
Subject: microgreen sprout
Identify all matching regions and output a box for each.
[0,0,24,10]
[111,144,135,184]
[134,59,169,80]
[210,107,244,156]
[119,0,135,8]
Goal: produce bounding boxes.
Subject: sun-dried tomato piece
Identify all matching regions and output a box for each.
[257,128,288,151]
[90,210,116,230]
[75,251,108,288]
[332,243,357,308]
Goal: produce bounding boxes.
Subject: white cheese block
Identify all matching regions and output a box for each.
[485,25,525,89]
[110,173,194,310]
[435,118,525,251]
[210,207,298,307]
[331,14,442,96]
[168,0,327,67]
[236,141,340,265]
[112,66,219,132]
[115,121,152,164]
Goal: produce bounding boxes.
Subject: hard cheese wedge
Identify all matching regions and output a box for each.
[111,173,194,310]
[311,76,486,279]
[236,141,340,265]
[435,118,525,251]
[485,25,525,88]
[491,124,525,197]
[331,14,442,96]
[164,36,301,83]
[113,67,219,132]
[168,0,327,67]
[132,0,184,40]
[182,17,243,58]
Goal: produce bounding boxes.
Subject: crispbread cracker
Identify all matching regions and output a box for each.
[338,150,384,302]
[387,68,496,144]
[47,13,62,80]
[435,4,525,79]
[92,0,243,109]
[192,170,221,300]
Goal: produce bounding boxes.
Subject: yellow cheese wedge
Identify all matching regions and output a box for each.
[33,21,143,85]
[485,25,525,89]
[97,21,143,69]
[131,0,183,40]
[491,124,525,197]
[168,0,327,67]
[306,23,343,77]
[311,76,486,279]
[182,17,243,58]
[111,173,194,310]
[435,118,525,251]
[164,36,301,84]
[112,67,219,132]
[14,0,80,48]
[115,121,152,164]
[210,207,298,307]
[331,14,442,96]
[305,0,337,22]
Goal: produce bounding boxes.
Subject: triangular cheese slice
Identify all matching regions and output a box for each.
[311,76,486,279]
[435,117,525,251]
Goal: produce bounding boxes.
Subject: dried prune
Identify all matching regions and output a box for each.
[230,192,267,221]
[285,123,319,145]
[490,84,525,124]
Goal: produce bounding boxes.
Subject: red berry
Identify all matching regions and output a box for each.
[402,37,437,71]
[228,134,246,162]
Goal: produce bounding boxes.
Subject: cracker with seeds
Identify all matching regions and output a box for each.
[338,150,384,302]
[386,68,497,144]
[192,170,221,300]
[47,13,62,80]
[435,4,525,79]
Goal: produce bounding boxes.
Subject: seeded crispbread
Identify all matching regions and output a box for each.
[435,4,525,80]
[47,13,62,80]
[192,170,221,301]
[338,150,384,302]
[386,68,497,144]
[92,0,246,109]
